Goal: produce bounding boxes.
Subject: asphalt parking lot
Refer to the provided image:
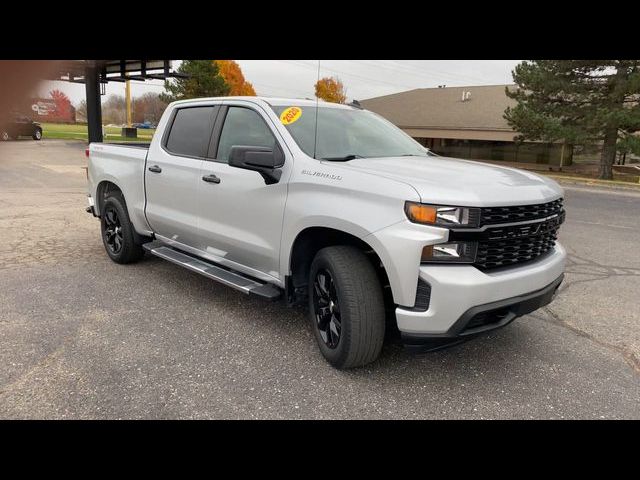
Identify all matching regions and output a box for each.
[0,139,639,419]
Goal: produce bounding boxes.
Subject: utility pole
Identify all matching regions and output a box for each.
[125,79,132,127]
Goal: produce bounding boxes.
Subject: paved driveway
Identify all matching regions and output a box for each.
[0,140,638,419]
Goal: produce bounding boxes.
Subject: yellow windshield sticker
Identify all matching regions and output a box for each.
[280,106,302,125]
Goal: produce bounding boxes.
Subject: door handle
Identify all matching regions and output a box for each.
[202,174,221,184]
[148,165,162,173]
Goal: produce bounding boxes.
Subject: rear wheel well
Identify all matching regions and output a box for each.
[96,181,123,215]
[96,181,150,245]
[288,227,393,313]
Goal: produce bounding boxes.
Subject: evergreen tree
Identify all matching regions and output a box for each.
[504,60,640,179]
[160,60,230,103]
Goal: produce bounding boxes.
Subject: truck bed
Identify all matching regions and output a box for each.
[87,142,151,235]
[107,142,151,149]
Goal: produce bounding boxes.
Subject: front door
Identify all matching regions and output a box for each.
[145,105,219,248]
[197,104,290,281]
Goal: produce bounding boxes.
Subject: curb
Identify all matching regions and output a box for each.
[543,174,640,191]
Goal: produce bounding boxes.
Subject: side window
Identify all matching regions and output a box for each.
[165,106,216,158]
[215,107,277,163]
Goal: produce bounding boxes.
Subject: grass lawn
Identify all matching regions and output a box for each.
[41,122,155,143]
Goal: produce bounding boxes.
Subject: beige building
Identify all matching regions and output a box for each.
[361,84,572,166]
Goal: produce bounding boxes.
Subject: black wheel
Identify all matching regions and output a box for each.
[100,194,144,264]
[308,246,386,369]
[1,131,10,141]
[32,128,42,140]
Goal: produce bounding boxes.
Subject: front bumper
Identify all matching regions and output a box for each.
[401,273,563,349]
[395,242,566,336]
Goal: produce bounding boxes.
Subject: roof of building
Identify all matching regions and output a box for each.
[361,84,518,132]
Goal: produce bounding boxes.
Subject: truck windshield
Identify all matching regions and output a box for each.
[269,105,429,160]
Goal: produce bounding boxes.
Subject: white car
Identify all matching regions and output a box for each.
[86,97,566,369]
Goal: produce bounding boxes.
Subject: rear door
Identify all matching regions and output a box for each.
[144,104,219,248]
[196,103,290,281]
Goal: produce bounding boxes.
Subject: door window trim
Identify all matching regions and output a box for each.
[206,105,284,164]
[161,104,220,160]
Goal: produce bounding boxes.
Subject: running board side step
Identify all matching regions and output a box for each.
[143,241,282,300]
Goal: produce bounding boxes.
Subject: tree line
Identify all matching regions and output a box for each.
[77,60,266,126]
[76,92,169,126]
[161,60,347,104]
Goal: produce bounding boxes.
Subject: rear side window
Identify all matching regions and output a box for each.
[215,107,277,162]
[165,106,216,158]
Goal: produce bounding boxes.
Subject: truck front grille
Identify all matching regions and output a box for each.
[446,198,565,271]
[480,198,563,226]
[474,225,559,270]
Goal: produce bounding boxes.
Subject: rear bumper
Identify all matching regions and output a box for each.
[86,195,97,217]
[395,242,566,336]
[400,273,563,347]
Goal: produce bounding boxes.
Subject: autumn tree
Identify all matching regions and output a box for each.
[160,60,229,102]
[49,89,72,119]
[314,77,347,103]
[132,92,168,124]
[214,60,256,96]
[76,99,87,122]
[505,60,640,179]
[101,95,126,125]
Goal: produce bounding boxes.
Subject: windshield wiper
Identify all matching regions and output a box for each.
[320,154,363,161]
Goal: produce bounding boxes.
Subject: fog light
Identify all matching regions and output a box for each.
[421,242,477,264]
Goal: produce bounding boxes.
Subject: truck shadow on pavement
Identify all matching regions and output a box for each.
[139,254,544,378]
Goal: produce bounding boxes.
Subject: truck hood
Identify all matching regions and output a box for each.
[333,155,563,206]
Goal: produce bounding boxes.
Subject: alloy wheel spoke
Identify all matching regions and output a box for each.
[103,207,123,253]
[313,269,342,349]
[329,317,340,338]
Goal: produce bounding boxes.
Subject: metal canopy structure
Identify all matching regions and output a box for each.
[51,60,183,142]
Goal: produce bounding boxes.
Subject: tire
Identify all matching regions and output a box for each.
[308,246,386,369]
[32,128,42,140]
[1,131,10,141]
[100,193,144,264]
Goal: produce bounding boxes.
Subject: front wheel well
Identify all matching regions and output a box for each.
[288,227,392,311]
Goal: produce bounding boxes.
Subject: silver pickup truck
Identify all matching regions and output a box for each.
[86,96,566,369]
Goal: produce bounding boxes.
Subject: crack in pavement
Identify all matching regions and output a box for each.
[527,248,640,375]
[557,250,640,296]
[539,306,640,375]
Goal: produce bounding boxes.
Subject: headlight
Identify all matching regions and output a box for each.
[421,242,477,264]
[404,202,480,228]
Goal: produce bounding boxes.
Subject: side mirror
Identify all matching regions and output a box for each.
[228,145,284,184]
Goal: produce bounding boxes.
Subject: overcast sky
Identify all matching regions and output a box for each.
[42,60,521,106]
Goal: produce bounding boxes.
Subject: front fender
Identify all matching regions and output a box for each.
[363,220,448,307]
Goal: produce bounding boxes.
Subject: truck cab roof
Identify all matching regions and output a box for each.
[169,96,357,110]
